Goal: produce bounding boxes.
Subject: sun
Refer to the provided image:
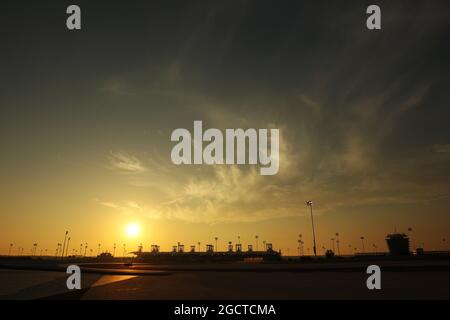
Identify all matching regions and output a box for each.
[125,223,140,237]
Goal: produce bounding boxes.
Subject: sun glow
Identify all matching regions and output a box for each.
[125,223,140,237]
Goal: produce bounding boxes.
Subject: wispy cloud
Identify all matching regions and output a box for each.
[98,199,163,219]
[108,151,147,173]
[433,144,450,153]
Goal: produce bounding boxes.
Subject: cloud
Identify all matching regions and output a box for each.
[108,151,147,173]
[102,126,306,223]
[433,144,450,153]
[98,2,450,224]
[98,200,162,219]
[159,166,301,223]
[102,87,450,224]
[100,78,137,97]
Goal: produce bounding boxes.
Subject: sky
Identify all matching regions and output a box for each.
[1,0,450,256]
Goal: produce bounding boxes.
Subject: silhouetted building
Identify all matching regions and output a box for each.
[131,241,282,262]
[386,233,410,255]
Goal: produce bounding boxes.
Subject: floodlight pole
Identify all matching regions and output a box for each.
[61,231,68,259]
[307,201,317,256]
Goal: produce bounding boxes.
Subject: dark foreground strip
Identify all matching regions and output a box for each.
[37,288,90,300]
[0,300,448,319]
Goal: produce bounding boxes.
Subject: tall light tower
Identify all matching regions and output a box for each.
[255,235,259,251]
[8,243,13,256]
[113,243,116,257]
[198,241,201,252]
[360,236,365,253]
[215,237,218,252]
[61,231,68,258]
[408,227,415,252]
[306,201,317,256]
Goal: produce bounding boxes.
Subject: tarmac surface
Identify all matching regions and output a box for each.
[0,260,450,299]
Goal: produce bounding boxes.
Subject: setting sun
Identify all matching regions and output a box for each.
[125,223,140,237]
